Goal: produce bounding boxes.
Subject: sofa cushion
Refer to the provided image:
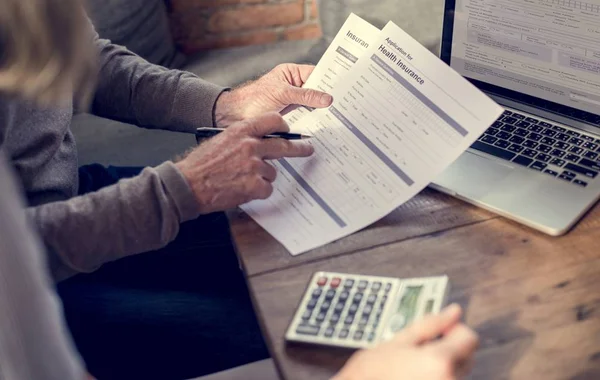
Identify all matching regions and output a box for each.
[87,0,186,68]
[317,0,444,54]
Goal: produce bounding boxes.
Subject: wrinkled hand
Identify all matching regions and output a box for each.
[214,64,333,127]
[176,112,313,214]
[333,305,479,380]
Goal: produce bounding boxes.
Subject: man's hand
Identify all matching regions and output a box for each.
[176,112,313,214]
[214,64,333,127]
[333,304,479,380]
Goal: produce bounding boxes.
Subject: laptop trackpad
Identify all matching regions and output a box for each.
[434,152,514,199]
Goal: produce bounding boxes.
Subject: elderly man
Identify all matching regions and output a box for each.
[0,1,479,379]
[1,0,332,378]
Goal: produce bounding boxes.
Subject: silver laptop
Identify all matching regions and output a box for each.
[432,0,600,235]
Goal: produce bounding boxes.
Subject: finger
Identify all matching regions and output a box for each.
[293,64,317,84]
[259,161,277,182]
[285,86,333,109]
[252,178,274,200]
[237,112,290,137]
[278,64,316,86]
[393,304,462,346]
[431,324,479,364]
[258,139,315,160]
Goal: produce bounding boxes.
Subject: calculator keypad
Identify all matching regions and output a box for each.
[287,272,450,350]
[293,273,395,347]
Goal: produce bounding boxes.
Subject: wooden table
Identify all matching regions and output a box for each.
[228,189,600,380]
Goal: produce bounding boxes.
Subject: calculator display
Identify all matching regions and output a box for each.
[397,286,423,325]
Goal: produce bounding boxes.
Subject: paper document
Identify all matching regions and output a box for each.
[284,14,380,130]
[243,18,504,255]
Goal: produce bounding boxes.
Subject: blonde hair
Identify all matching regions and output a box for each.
[0,0,97,107]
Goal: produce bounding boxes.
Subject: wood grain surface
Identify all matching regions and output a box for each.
[231,192,600,380]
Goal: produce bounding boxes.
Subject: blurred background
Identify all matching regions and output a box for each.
[76,0,444,167]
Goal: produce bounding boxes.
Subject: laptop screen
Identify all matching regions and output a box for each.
[441,0,600,127]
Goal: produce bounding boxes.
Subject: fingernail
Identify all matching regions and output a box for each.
[320,94,333,106]
[443,303,461,316]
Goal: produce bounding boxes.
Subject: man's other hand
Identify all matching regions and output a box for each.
[333,304,479,380]
[214,64,333,127]
[176,112,314,214]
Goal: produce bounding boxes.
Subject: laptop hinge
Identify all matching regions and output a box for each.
[487,93,600,137]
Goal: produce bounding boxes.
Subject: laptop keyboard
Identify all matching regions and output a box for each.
[471,110,600,187]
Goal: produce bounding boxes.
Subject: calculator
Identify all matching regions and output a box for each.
[285,272,450,349]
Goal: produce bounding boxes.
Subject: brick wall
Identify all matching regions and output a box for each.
[168,0,321,54]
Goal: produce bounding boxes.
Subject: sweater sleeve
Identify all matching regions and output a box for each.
[27,162,200,281]
[90,23,226,133]
[0,153,86,380]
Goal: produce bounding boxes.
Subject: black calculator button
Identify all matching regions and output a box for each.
[368,332,376,342]
[312,289,322,298]
[334,303,345,313]
[353,293,364,303]
[574,179,588,187]
[307,299,317,310]
[363,305,373,316]
[359,316,370,326]
[384,283,392,293]
[381,295,388,304]
[339,328,349,339]
[349,304,359,315]
[320,302,331,312]
[301,310,312,320]
[372,282,382,291]
[316,312,326,322]
[344,279,355,288]
[358,280,369,290]
[353,330,364,341]
[324,327,335,338]
[344,315,355,325]
[325,290,336,300]
[367,294,377,305]
[331,313,341,323]
[339,291,349,302]
[296,325,320,336]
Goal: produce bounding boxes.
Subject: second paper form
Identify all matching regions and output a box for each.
[243,19,504,255]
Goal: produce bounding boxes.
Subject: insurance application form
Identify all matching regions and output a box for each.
[243,21,504,255]
[284,13,379,129]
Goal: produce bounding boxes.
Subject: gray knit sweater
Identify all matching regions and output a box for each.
[0,25,226,280]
